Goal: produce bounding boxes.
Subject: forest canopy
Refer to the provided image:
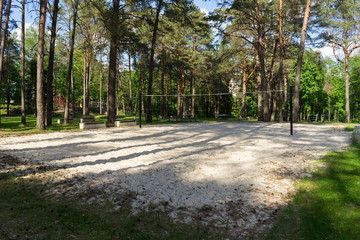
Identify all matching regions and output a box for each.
[0,0,359,129]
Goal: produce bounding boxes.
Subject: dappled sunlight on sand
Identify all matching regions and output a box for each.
[0,122,351,237]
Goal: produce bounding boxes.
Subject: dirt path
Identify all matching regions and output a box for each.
[0,122,351,237]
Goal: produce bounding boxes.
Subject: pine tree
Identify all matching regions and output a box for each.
[322,0,360,123]
[47,0,60,126]
[0,0,12,127]
[293,0,311,123]
[36,0,48,130]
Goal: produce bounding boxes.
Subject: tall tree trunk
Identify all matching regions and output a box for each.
[71,67,75,117]
[36,0,47,130]
[0,0,12,127]
[191,76,195,117]
[65,0,78,124]
[146,0,163,122]
[21,0,26,126]
[0,0,4,32]
[268,38,278,121]
[116,57,124,115]
[83,52,86,115]
[241,70,247,119]
[278,0,284,122]
[293,0,311,123]
[141,70,145,114]
[270,90,277,121]
[256,55,263,121]
[165,72,169,117]
[84,47,91,115]
[160,57,165,117]
[177,75,181,117]
[344,56,350,122]
[191,35,196,117]
[258,40,269,121]
[99,51,103,114]
[46,0,59,126]
[128,50,133,114]
[134,68,141,117]
[89,58,94,105]
[142,71,145,114]
[107,0,119,124]
[181,72,186,118]
[328,95,331,121]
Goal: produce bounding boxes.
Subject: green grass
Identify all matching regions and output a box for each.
[345,125,356,131]
[0,116,81,136]
[0,175,227,240]
[266,144,360,240]
[0,114,253,136]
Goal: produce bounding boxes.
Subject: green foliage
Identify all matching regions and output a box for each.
[349,55,360,121]
[296,51,326,115]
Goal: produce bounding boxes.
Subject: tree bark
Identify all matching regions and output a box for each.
[146,0,163,122]
[241,70,247,119]
[84,47,92,115]
[99,51,103,114]
[191,76,195,117]
[160,57,165,117]
[293,0,311,123]
[134,67,141,117]
[259,43,269,121]
[284,75,288,121]
[165,72,169,117]
[71,67,75,116]
[0,0,4,32]
[256,55,263,121]
[21,0,26,126]
[0,0,12,127]
[107,0,119,124]
[268,38,278,121]
[256,21,269,122]
[65,0,79,124]
[328,95,331,121]
[47,0,59,126]
[36,0,47,130]
[128,50,133,114]
[278,0,284,122]
[177,74,181,117]
[141,69,145,114]
[83,52,86,115]
[345,57,350,122]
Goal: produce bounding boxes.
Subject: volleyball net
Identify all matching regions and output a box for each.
[141,90,284,120]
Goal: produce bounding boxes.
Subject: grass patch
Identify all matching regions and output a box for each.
[345,125,355,131]
[0,175,227,240]
[0,114,243,136]
[266,144,360,240]
[0,116,81,136]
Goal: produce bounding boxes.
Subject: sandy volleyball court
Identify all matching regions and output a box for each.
[0,122,352,237]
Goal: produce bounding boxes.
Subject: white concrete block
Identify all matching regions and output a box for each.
[79,122,106,129]
[115,120,136,127]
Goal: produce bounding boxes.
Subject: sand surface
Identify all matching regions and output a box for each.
[0,122,352,237]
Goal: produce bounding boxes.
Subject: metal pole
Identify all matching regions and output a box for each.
[139,92,142,128]
[290,86,293,135]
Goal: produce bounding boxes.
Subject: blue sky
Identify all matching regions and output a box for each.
[193,0,218,13]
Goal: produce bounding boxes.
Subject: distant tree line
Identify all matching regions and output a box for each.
[0,0,359,129]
